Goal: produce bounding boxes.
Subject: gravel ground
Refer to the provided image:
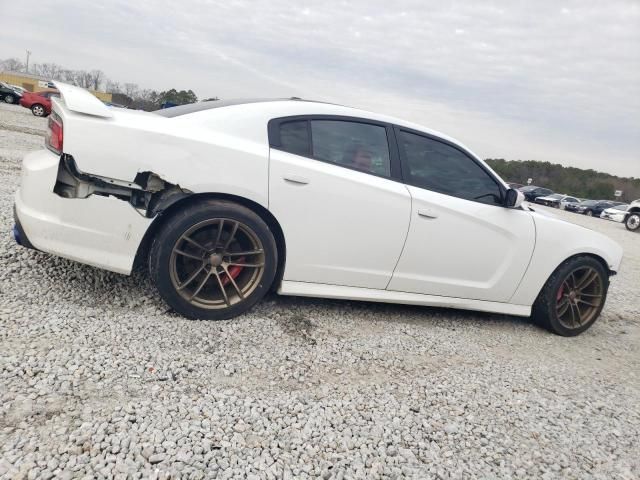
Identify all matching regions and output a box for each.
[0,102,638,479]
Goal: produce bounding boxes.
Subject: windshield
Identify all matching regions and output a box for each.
[546,194,563,199]
[519,186,538,191]
[580,200,598,206]
[613,204,628,211]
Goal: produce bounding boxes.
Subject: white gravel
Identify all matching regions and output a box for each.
[1,102,639,479]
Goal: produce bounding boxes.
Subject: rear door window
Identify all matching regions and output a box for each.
[279,120,310,157]
[309,120,391,177]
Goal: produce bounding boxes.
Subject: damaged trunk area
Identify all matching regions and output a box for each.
[54,155,190,218]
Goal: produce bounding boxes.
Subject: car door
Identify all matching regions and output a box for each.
[268,116,412,289]
[387,128,535,302]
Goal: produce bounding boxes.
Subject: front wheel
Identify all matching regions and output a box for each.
[4,94,16,104]
[149,200,278,320]
[626,213,640,232]
[31,104,46,117]
[585,210,593,217]
[531,256,608,336]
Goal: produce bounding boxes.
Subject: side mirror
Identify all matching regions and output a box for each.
[505,188,525,208]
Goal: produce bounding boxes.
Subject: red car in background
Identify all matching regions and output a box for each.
[19,90,60,117]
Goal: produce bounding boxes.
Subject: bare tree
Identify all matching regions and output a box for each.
[35,62,68,81]
[106,80,122,93]
[123,83,140,99]
[89,70,104,91]
[74,70,94,89]
[60,69,79,85]
[0,58,25,72]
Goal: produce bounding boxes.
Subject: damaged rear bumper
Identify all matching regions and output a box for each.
[14,150,153,274]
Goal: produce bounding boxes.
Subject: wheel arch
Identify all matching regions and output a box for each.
[625,206,640,216]
[510,240,621,307]
[530,252,612,309]
[133,192,287,290]
[560,253,612,276]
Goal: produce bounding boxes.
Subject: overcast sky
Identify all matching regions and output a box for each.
[1,0,639,177]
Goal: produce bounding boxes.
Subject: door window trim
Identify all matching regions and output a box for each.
[394,126,506,206]
[268,115,403,181]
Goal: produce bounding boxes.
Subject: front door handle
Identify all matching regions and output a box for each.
[417,208,438,219]
[283,174,310,185]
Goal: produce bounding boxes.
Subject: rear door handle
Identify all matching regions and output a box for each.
[283,174,310,185]
[417,208,438,219]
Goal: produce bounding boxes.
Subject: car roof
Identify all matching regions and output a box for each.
[154,98,332,118]
[152,97,501,175]
[156,97,466,148]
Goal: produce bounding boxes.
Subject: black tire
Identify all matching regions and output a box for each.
[149,200,278,320]
[585,210,593,217]
[31,104,46,117]
[4,94,16,104]
[531,256,609,336]
[625,213,640,232]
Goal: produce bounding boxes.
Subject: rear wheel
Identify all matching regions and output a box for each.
[626,213,640,232]
[4,94,16,104]
[149,200,278,320]
[31,104,45,117]
[532,256,608,336]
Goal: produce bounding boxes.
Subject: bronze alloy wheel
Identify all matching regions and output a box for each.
[169,218,265,310]
[555,266,604,329]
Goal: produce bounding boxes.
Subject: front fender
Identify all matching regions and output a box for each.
[509,212,623,306]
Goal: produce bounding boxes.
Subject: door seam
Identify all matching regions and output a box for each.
[507,213,537,303]
[385,184,413,290]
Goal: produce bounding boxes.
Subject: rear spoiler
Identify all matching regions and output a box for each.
[52,81,113,118]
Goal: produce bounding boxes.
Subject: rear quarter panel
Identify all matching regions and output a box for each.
[55,103,271,207]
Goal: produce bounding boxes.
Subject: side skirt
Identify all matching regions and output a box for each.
[278,281,532,317]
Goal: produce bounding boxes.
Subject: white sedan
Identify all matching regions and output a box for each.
[535,193,581,210]
[12,83,623,336]
[600,204,629,222]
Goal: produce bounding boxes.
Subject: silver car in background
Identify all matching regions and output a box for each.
[535,193,580,209]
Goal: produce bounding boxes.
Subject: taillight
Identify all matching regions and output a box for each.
[46,113,63,154]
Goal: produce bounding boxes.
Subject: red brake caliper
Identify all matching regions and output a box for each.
[221,257,244,286]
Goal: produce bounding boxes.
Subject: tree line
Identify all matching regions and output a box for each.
[486,159,640,202]
[0,57,206,111]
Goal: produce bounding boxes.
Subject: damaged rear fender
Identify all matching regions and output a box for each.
[54,155,192,218]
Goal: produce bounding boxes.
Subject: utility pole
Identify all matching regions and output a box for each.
[25,50,31,73]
